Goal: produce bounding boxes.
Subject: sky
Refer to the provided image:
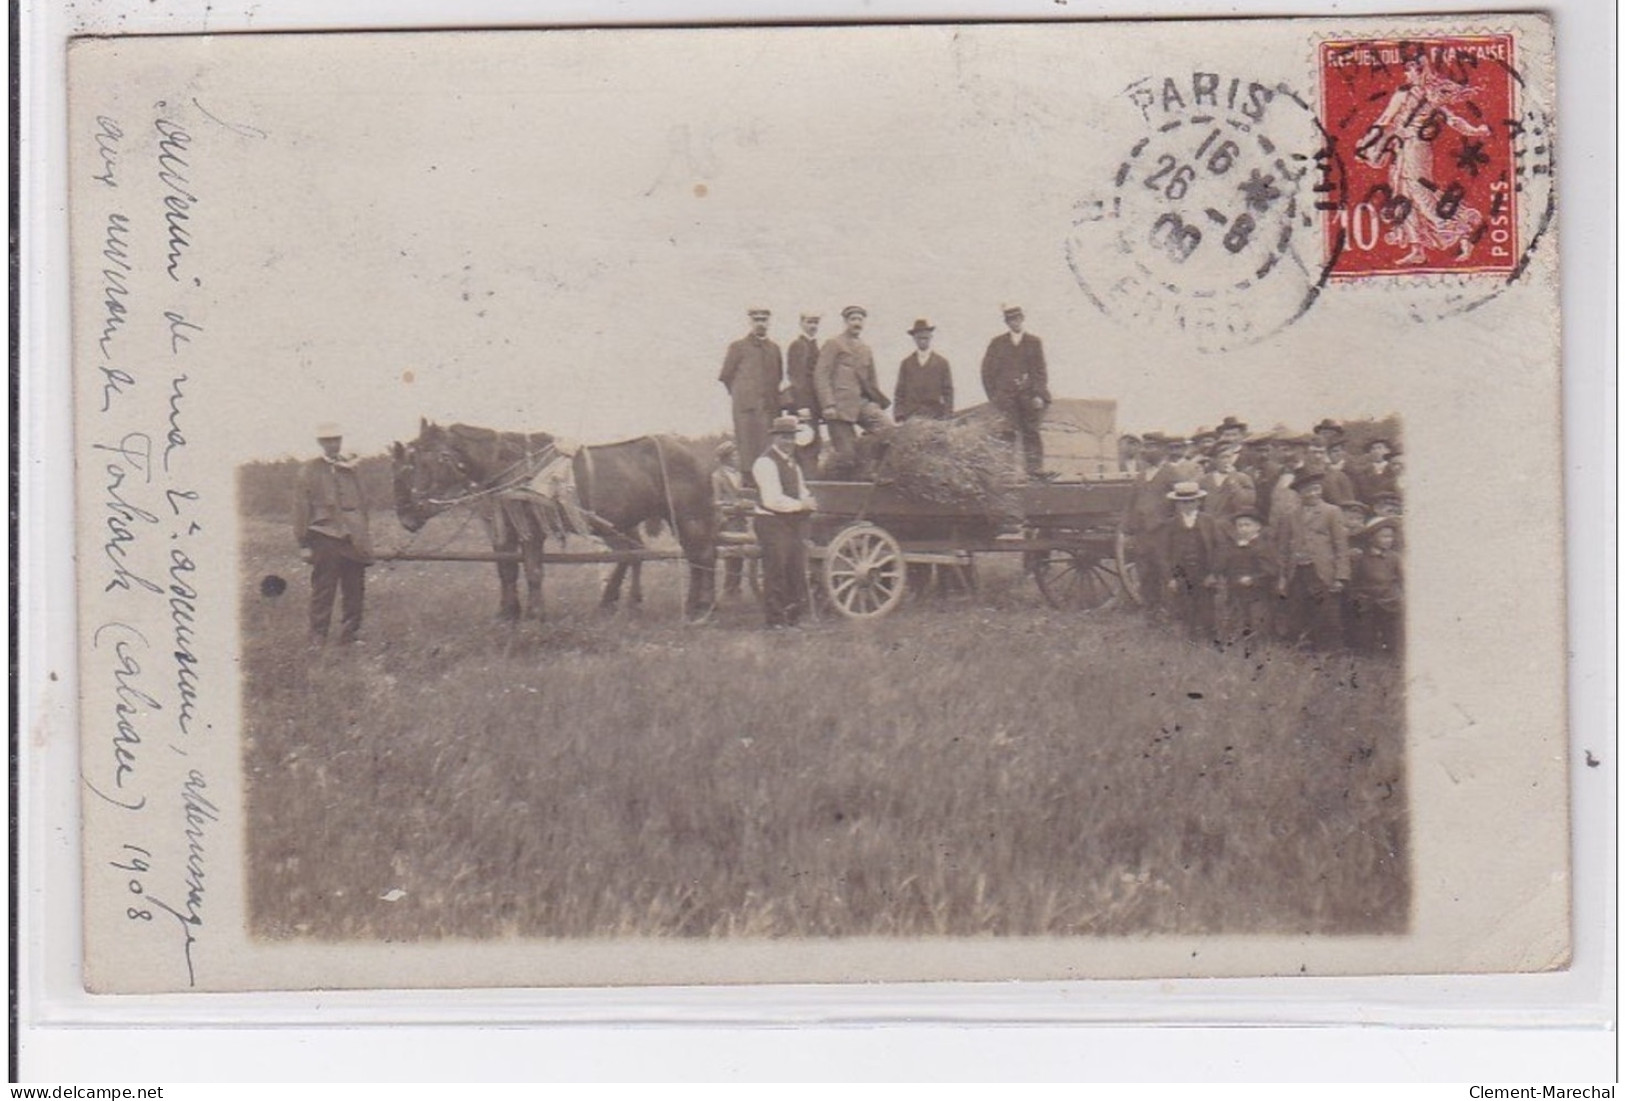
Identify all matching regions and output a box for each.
[78,23,1509,461]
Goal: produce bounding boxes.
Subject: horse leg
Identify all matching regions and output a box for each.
[491,506,523,621]
[496,558,521,622]
[600,558,628,610]
[520,521,546,621]
[679,518,719,621]
[629,561,644,606]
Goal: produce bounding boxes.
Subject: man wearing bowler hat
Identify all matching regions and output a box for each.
[719,308,784,488]
[815,305,892,475]
[893,318,954,422]
[751,415,818,628]
[980,304,1051,477]
[293,422,373,646]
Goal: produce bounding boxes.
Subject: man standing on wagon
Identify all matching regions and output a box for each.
[783,312,824,477]
[752,415,818,629]
[293,422,373,647]
[719,308,784,488]
[980,304,1051,478]
[893,318,954,422]
[815,305,892,476]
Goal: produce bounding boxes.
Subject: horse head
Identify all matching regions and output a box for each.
[392,420,475,532]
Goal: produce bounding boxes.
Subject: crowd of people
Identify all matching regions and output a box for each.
[1116,417,1404,658]
[714,305,1403,651]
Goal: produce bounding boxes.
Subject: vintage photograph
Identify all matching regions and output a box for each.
[70,16,1566,991]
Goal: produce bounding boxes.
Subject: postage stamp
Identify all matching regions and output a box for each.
[1319,34,1521,278]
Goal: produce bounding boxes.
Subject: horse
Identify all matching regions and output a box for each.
[391,419,718,622]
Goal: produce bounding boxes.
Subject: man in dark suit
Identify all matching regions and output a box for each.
[893,318,954,422]
[1151,481,1222,639]
[980,305,1051,476]
[718,308,783,487]
[1121,434,1179,616]
[783,312,823,476]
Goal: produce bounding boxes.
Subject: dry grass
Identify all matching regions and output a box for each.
[240,504,1408,942]
[874,418,1025,519]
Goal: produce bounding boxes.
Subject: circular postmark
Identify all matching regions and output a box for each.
[1066,74,1347,353]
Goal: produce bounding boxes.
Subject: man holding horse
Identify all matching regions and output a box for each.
[752,415,817,628]
[293,422,372,645]
[719,308,784,489]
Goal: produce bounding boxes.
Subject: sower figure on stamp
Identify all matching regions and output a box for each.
[980,304,1051,478]
[293,422,373,646]
[719,308,784,489]
[752,415,817,629]
[893,318,954,422]
[815,305,892,477]
[783,312,823,478]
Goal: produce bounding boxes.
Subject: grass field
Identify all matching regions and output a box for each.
[241,504,1408,941]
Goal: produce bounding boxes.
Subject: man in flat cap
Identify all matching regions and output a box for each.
[293,422,373,646]
[1275,470,1351,650]
[719,308,784,488]
[815,305,892,475]
[893,318,954,423]
[782,312,824,477]
[980,305,1051,477]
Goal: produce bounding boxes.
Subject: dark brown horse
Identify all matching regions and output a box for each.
[392,419,717,621]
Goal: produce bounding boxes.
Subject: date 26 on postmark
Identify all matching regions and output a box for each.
[1320,34,1522,278]
[1065,71,1348,353]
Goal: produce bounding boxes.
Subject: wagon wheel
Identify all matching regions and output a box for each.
[822,522,907,619]
[1115,529,1143,606]
[1031,549,1119,611]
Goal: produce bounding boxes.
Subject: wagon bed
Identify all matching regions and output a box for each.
[803,475,1139,619]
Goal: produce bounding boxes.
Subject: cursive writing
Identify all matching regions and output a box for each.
[149,769,217,987]
[98,212,134,365]
[83,622,160,812]
[164,310,202,354]
[162,374,189,472]
[92,115,123,188]
[93,433,162,595]
[156,118,198,283]
[167,548,201,738]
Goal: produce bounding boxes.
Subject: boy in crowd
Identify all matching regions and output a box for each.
[1213,508,1278,647]
[1349,517,1403,658]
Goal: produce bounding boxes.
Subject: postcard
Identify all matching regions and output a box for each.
[68,15,1565,992]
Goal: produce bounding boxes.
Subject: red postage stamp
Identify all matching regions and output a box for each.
[1320,34,1519,278]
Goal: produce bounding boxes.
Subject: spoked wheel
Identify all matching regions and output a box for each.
[1115,529,1143,606]
[1031,549,1120,611]
[822,522,907,619]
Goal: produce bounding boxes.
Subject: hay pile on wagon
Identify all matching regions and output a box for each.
[873,417,1025,520]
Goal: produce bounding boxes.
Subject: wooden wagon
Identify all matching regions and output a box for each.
[783,475,1140,620]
